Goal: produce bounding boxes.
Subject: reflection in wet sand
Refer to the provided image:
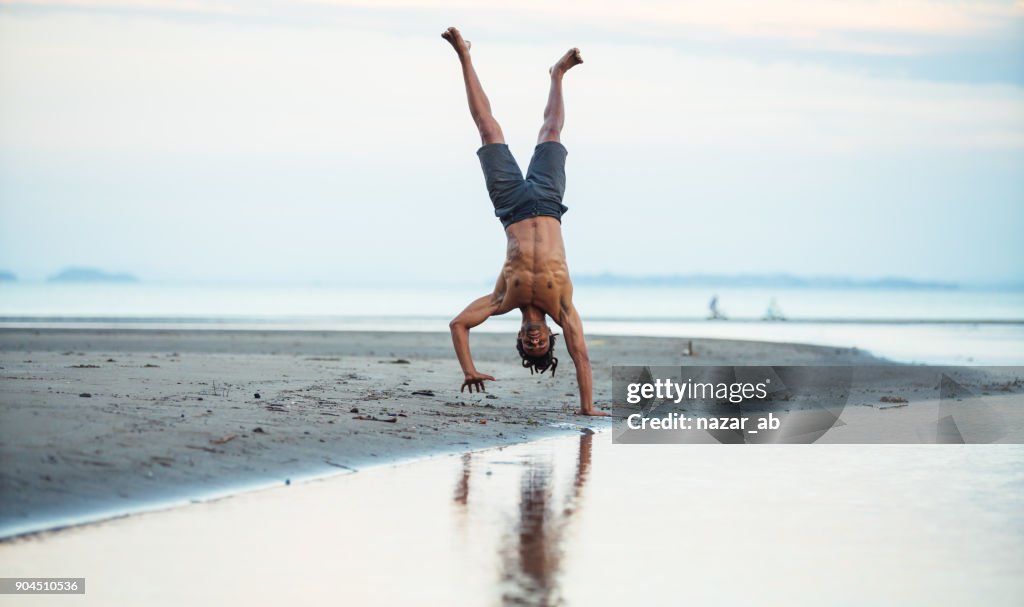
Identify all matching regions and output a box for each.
[455,433,594,606]
[455,452,472,507]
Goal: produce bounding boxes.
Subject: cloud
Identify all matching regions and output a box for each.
[4,0,1021,85]
[5,0,1019,39]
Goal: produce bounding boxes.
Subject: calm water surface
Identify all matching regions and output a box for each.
[2,283,1023,364]
[4,433,1022,606]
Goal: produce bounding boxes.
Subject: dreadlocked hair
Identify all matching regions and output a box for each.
[516,333,559,377]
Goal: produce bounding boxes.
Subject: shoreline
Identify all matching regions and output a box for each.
[1,430,592,542]
[1,328,886,539]
[3,320,1019,367]
[3,316,1022,324]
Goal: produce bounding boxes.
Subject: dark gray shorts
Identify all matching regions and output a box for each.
[477,141,569,229]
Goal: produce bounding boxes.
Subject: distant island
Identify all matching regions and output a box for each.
[48,267,139,283]
[0,271,16,282]
[573,273,959,290]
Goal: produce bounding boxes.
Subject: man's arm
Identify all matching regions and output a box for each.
[450,294,500,393]
[558,303,608,416]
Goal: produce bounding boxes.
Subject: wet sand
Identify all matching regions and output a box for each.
[2,433,1021,606]
[0,329,881,536]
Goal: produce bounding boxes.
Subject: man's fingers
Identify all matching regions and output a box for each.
[460,376,494,394]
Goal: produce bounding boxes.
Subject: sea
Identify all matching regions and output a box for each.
[1,282,1022,365]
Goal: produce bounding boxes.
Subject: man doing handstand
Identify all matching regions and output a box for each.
[442,26,607,416]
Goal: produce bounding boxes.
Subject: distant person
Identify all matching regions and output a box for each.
[763,297,786,321]
[441,27,607,416]
[708,294,727,320]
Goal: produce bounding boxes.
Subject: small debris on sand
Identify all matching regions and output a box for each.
[79,393,92,398]
[353,415,398,423]
[324,459,355,471]
[150,456,174,467]
[210,434,237,445]
[880,396,908,403]
[252,427,266,434]
[254,393,261,399]
[185,445,223,454]
[70,364,100,368]
[412,390,435,396]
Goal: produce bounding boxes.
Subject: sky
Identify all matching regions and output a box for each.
[0,0,1022,285]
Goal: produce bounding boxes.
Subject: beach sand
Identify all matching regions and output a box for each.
[0,329,881,536]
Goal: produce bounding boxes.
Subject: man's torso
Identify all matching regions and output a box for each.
[493,217,572,320]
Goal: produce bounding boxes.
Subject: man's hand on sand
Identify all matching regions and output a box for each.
[461,371,495,393]
[576,407,610,417]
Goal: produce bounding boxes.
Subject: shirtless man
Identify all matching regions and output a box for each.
[442,27,607,416]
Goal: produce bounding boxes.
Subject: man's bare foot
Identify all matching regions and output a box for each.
[576,408,610,417]
[550,47,583,76]
[441,26,471,56]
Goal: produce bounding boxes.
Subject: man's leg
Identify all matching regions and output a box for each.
[442,27,504,146]
[537,48,583,144]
